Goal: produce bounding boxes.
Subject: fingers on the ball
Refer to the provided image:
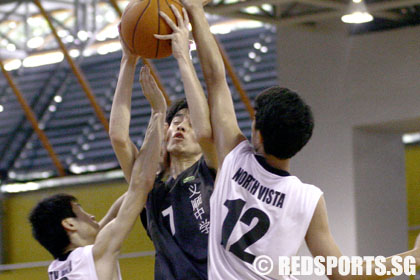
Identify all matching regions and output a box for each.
[159,11,177,30]
[182,8,189,26]
[154,34,172,40]
[170,5,183,27]
[139,67,145,83]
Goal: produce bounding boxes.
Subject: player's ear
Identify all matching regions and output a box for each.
[62,218,77,231]
[164,122,170,141]
[253,129,265,154]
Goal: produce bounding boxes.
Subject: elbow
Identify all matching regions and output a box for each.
[205,60,226,85]
[194,122,213,143]
[131,176,155,193]
[197,133,213,146]
[109,131,129,148]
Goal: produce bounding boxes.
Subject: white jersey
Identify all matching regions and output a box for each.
[208,141,323,280]
[48,245,122,280]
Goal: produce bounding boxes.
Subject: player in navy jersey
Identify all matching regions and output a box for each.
[159,3,420,279]
[110,28,217,279]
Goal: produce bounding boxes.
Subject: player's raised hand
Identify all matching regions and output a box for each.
[118,24,139,62]
[139,66,167,114]
[154,6,190,60]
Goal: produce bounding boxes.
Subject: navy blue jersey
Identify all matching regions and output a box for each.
[141,157,215,280]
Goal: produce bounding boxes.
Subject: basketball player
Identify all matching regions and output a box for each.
[29,72,165,280]
[109,32,217,279]
[158,3,420,279]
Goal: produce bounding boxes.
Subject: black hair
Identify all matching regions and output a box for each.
[166,98,188,124]
[254,86,314,159]
[29,193,77,259]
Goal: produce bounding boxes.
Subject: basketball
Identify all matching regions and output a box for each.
[119,0,184,59]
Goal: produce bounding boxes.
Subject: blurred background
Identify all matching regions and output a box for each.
[0,0,419,279]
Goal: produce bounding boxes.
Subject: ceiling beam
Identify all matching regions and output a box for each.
[206,0,292,15]
[372,11,404,21]
[295,0,345,9]
[216,11,280,24]
[214,0,420,25]
[0,1,23,23]
[369,0,420,11]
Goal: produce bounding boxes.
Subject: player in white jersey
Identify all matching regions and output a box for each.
[29,67,166,280]
[158,2,420,279]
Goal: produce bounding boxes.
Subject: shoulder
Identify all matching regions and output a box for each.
[223,140,252,165]
[289,176,323,196]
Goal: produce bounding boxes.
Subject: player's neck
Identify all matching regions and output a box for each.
[66,234,94,252]
[262,153,290,172]
[169,153,201,179]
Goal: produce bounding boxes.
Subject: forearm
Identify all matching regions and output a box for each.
[176,55,212,141]
[94,113,164,258]
[110,56,139,182]
[132,112,165,185]
[189,7,226,86]
[187,5,245,163]
[109,56,137,142]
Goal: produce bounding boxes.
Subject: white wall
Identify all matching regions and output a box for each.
[276,23,419,274]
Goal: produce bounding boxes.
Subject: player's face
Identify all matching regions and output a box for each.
[71,202,100,243]
[166,108,202,157]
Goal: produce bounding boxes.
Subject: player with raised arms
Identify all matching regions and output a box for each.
[109,12,217,278]
[158,2,420,279]
[29,68,165,280]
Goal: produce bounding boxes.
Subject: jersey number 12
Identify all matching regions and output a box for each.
[221,199,270,264]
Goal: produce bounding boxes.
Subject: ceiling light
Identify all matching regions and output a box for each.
[8,21,17,29]
[341,12,373,24]
[69,49,80,58]
[261,4,272,13]
[23,52,64,68]
[4,59,22,71]
[402,132,420,144]
[27,37,44,49]
[342,0,373,24]
[243,6,260,14]
[54,95,63,103]
[7,44,16,51]
[77,30,89,41]
[58,30,69,38]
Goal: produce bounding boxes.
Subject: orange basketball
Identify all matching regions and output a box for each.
[120,0,183,59]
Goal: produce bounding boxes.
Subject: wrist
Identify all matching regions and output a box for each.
[176,52,192,64]
[151,109,166,115]
[186,4,205,15]
[122,54,138,64]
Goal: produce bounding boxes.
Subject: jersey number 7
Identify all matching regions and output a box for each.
[221,199,270,264]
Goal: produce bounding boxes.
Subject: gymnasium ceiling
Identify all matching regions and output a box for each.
[0,0,419,58]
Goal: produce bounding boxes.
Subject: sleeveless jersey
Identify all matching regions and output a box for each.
[47,245,122,280]
[208,141,323,280]
[141,157,215,280]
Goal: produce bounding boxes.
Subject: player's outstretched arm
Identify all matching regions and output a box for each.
[156,7,217,169]
[93,72,165,278]
[305,196,420,279]
[109,36,140,183]
[182,1,246,166]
